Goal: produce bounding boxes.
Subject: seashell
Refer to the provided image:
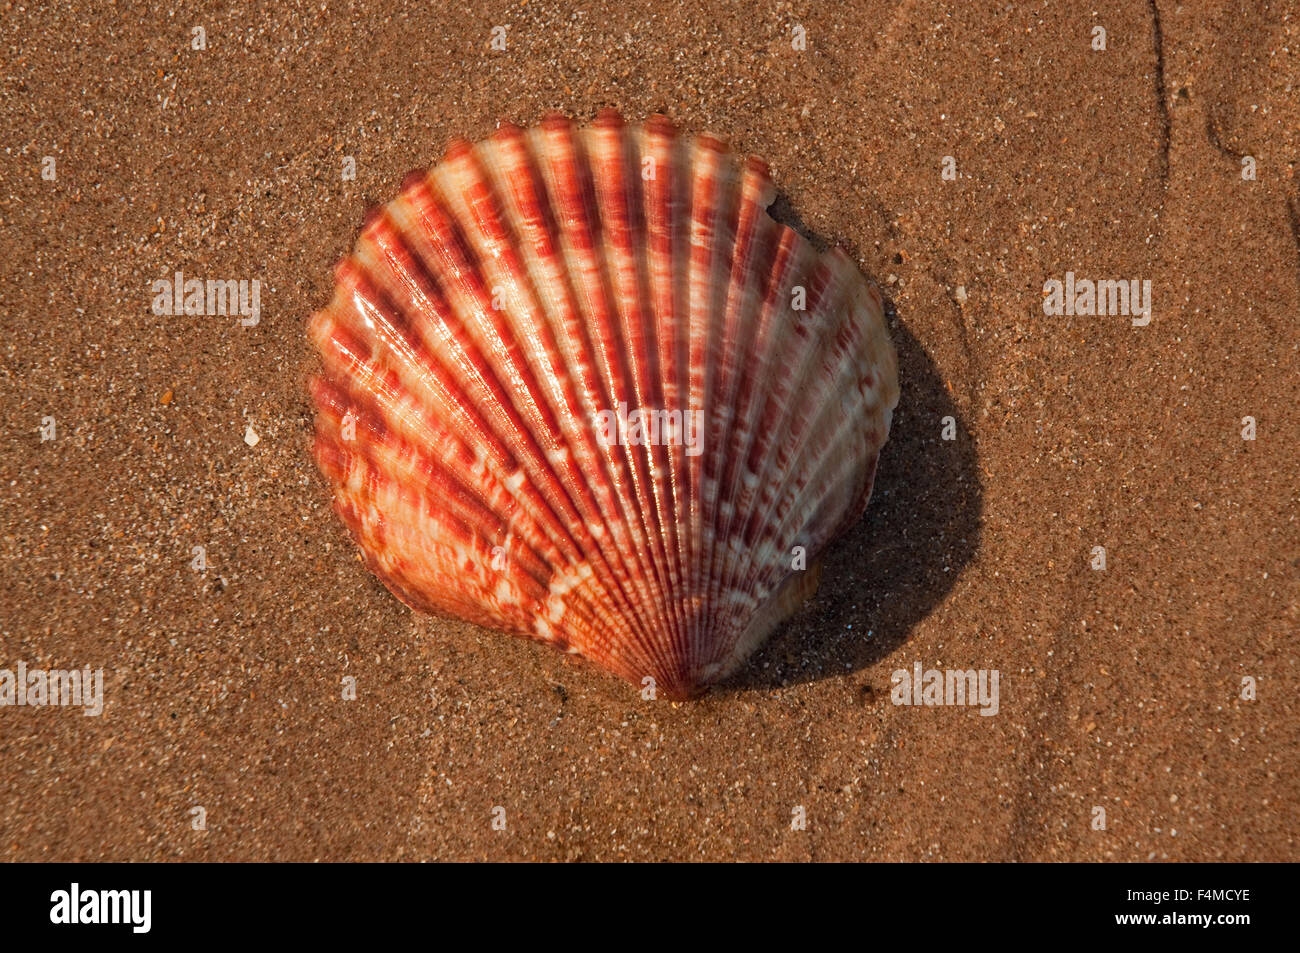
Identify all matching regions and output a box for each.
[308,110,898,699]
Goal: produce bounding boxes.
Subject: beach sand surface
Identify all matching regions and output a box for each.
[0,1,1296,860]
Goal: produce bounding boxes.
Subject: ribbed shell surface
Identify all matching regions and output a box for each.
[309,111,899,698]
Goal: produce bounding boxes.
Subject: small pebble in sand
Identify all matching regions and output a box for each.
[955,285,968,306]
[159,388,174,405]
[244,424,260,447]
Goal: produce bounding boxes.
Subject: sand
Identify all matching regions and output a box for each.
[0,1,1296,861]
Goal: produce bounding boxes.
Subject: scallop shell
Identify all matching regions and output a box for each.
[309,110,898,699]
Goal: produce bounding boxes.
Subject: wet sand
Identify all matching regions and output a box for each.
[1,1,1296,860]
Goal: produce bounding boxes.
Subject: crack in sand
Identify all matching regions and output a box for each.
[1286,196,1300,268]
[1148,0,1172,193]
